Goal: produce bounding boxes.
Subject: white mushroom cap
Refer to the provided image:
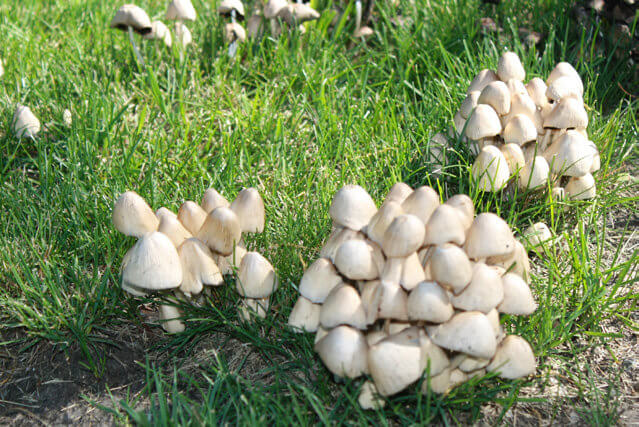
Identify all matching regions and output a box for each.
[333,239,379,280]
[377,279,409,321]
[358,381,386,410]
[526,77,549,107]
[407,281,454,323]
[276,3,320,25]
[166,0,196,21]
[159,303,185,333]
[122,232,183,291]
[465,213,516,260]
[450,262,504,313]
[523,222,552,247]
[320,284,367,329]
[543,96,588,129]
[329,185,377,231]
[401,186,440,224]
[465,104,502,140]
[400,252,426,291]
[467,69,499,93]
[113,191,159,238]
[314,326,329,344]
[158,212,192,247]
[423,204,466,246]
[382,214,425,257]
[505,79,527,97]
[224,22,247,43]
[236,252,277,298]
[546,75,583,102]
[503,114,537,145]
[218,0,245,17]
[174,22,192,47]
[546,62,583,96]
[471,146,510,192]
[314,325,368,378]
[497,51,525,82]
[551,186,566,202]
[178,238,223,297]
[452,354,490,372]
[319,227,364,261]
[502,92,537,126]
[201,188,230,213]
[444,194,475,231]
[498,273,537,315]
[546,131,592,177]
[178,201,208,235]
[500,143,526,173]
[110,4,152,34]
[478,81,511,116]
[460,91,481,119]
[230,188,265,233]
[426,311,497,359]
[120,247,149,296]
[264,0,288,18]
[429,243,473,294]
[486,307,505,344]
[487,335,536,379]
[518,156,549,190]
[453,112,466,135]
[143,21,173,47]
[366,201,404,245]
[238,297,270,320]
[287,296,321,332]
[12,105,41,139]
[197,207,242,256]
[383,182,414,205]
[299,258,343,303]
[486,240,530,282]
[216,244,247,275]
[360,280,382,325]
[565,173,596,200]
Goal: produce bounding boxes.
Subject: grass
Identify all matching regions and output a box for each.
[0,0,637,424]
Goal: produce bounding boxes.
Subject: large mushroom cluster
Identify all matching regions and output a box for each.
[442,51,599,201]
[113,188,277,333]
[288,183,537,408]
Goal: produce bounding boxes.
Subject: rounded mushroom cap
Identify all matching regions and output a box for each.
[465,104,502,140]
[287,296,321,332]
[498,273,537,315]
[319,226,365,262]
[320,284,367,329]
[230,188,264,233]
[543,96,588,129]
[178,237,223,296]
[314,325,368,378]
[382,214,425,257]
[526,77,549,107]
[523,222,552,247]
[166,0,197,21]
[465,213,515,260]
[178,201,208,235]
[471,145,511,192]
[159,303,185,333]
[224,22,247,43]
[450,262,504,313]
[546,62,583,95]
[236,251,277,298]
[426,311,497,359]
[201,188,230,213]
[546,131,592,177]
[12,105,41,139]
[122,232,183,291]
[546,75,583,102]
[503,114,537,145]
[197,207,242,256]
[487,335,536,379]
[401,186,440,224]
[407,281,454,323]
[383,182,414,205]
[478,81,511,116]
[156,207,177,221]
[158,211,193,247]
[486,240,530,282]
[218,0,245,18]
[376,279,409,320]
[112,191,159,238]
[263,0,288,18]
[329,185,377,231]
[460,91,481,119]
[110,4,152,34]
[565,173,596,200]
[444,194,475,231]
[358,381,386,410]
[429,243,473,294]
[518,156,549,190]
[423,204,466,246]
[143,21,173,47]
[333,239,379,280]
[467,69,499,93]
[366,201,404,245]
[277,3,320,25]
[299,258,343,303]
[497,51,525,82]
[500,143,526,173]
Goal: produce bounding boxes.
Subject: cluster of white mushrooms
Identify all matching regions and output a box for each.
[245,0,320,40]
[113,188,277,333]
[288,183,537,408]
[436,51,599,201]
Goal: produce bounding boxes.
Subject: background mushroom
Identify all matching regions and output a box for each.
[218,0,245,57]
[12,105,41,139]
[110,4,152,65]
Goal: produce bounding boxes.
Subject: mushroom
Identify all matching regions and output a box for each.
[423,204,466,246]
[288,296,321,332]
[425,311,497,359]
[460,91,481,119]
[319,227,365,261]
[238,297,270,320]
[218,0,246,57]
[263,0,288,36]
[122,232,183,293]
[320,284,367,329]
[471,146,510,192]
[358,381,385,410]
[329,184,377,231]
[143,21,173,47]
[158,210,193,247]
[314,325,369,378]
[366,201,404,245]
[465,213,515,260]
[236,251,277,298]
[382,214,425,258]
[166,0,197,28]
[400,186,440,224]
[497,51,526,82]
[450,263,504,313]
[407,281,454,323]
[523,222,552,247]
[477,81,511,116]
[276,3,320,28]
[12,105,41,139]
[197,207,242,255]
[429,243,473,294]
[333,239,379,280]
[467,69,499,93]
[565,173,596,200]
[158,301,185,333]
[298,258,343,303]
[230,188,265,233]
[498,273,536,315]
[543,96,588,129]
[174,22,193,48]
[178,238,224,297]
[112,191,159,238]
[383,182,414,205]
[110,4,152,65]
[62,109,73,127]
[201,188,230,213]
[178,201,208,235]
[465,104,502,140]
[500,143,526,173]
[486,335,536,379]
[518,156,549,190]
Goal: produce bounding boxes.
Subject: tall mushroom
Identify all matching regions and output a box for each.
[110,4,153,65]
[166,0,196,49]
[218,0,246,57]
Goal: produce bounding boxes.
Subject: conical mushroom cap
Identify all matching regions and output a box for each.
[158,211,193,247]
[320,284,367,329]
[503,114,537,145]
[216,244,247,275]
[358,381,386,410]
[546,131,592,177]
[201,188,230,213]
[423,204,466,246]
[122,232,182,291]
[382,214,425,257]
[426,311,497,359]
[224,22,246,43]
[518,156,549,189]
[430,243,473,293]
[546,75,583,102]
[113,191,159,238]
[329,185,377,231]
[407,281,454,323]
[497,51,525,82]
[288,296,321,332]
[143,21,172,47]
[546,62,583,95]
[236,252,277,298]
[400,252,426,291]
[166,0,196,21]
[319,227,364,261]
[197,207,242,255]
[467,69,499,93]
[500,143,525,173]
[543,96,588,129]
[230,188,264,233]
[401,186,440,224]
[314,325,368,378]
[12,105,41,139]
[383,182,413,205]
[487,335,536,379]
[478,81,511,116]
[487,240,530,282]
[498,273,537,315]
[523,222,552,247]
[333,239,378,280]
[366,201,404,245]
[238,297,270,320]
[110,4,152,34]
[465,213,515,260]
[460,91,481,119]
[178,238,223,297]
[471,146,510,192]
[465,104,502,140]
[299,258,343,303]
[526,77,549,108]
[377,280,409,321]
[156,207,176,220]
[178,201,208,235]
[159,303,185,333]
[264,0,287,18]
[218,0,245,17]
[506,79,527,97]
[450,263,504,313]
[444,194,475,231]
[277,2,319,25]
[565,173,596,200]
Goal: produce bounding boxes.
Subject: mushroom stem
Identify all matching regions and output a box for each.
[127,26,145,66]
[355,0,362,32]
[228,10,238,58]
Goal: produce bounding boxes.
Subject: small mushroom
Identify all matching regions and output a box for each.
[400,186,440,224]
[299,258,343,303]
[112,191,159,237]
[497,51,525,82]
[450,263,504,313]
[467,69,499,93]
[314,325,368,378]
[178,201,208,235]
[158,210,193,247]
[478,81,511,116]
[358,381,385,410]
[407,281,454,323]
[218,0,246,57]
[197,207,242,255]
[382,214,425,258]
[565,173,596,200]
[423,204,466,246]
[523,222,552,247]
[329,185,377,231]
[320,284,367,329]
[465,213,515,260]
[383,182,414,205]
[12,105,41,139]
[429,243,473,294]
[425,311,497,359]
[465,104,502,140]
[238,297,270,320]
[178,238,224,297]
[471,146,510,192]
[498,273,537,315]
[518,156,549,190]
[236,251,277,298]
[110,4,152,65]
[366,201,404,245]
[230,188,265,233]
[201,188,230,213]
[159,300,185,333]
[333,240,379,280]
[288,296,321,332]
[122,232,183,293]
[486,335,536,379]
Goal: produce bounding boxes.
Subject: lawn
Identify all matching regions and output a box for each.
[0,0,637,424]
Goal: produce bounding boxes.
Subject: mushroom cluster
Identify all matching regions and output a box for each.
[246,0,319,40]
[113,188,277,333]
[288,183,537,408]
[443,51,599,200]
